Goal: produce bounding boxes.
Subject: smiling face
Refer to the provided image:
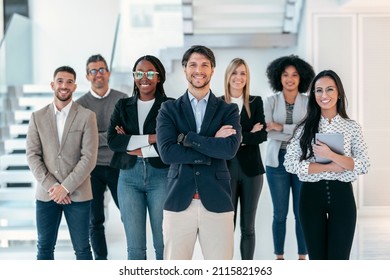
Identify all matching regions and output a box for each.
[281,65,300,93]
[86,61,110,93]
[229,63,247,97]
[184,52,214,95]
[134,59,160,101]
[314,76,339,118]
[51,71,77,105]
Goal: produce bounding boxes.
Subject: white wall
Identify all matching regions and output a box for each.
[29,0,120,88]
[0,0,3,39]
[27,0,305,96]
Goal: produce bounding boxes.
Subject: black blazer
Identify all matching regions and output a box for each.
[107,92,172,169]
[223,95,267,176]
[156,91,242,213]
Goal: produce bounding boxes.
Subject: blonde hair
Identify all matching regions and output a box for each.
[224,58,251,118]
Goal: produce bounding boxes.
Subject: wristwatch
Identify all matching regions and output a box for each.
[177,133,185,145]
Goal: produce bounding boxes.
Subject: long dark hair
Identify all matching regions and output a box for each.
[132,55,166,97]
[295,69,350,161]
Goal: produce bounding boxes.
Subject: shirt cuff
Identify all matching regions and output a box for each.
[61,185,70,194]
[141,145,159,158]
[300,161,310,175]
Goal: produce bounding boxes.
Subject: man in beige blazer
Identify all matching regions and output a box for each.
[26,66,98,260]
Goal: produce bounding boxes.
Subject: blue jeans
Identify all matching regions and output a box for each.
[89,165,120,260]
[118,158,168,260]
[266,149,307,255]
[36,200,92,260]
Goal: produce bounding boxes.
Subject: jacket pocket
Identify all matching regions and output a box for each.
[167,168,179,179]
[215,171,231,180]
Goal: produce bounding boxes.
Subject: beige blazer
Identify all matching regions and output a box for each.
[26,102,98,202]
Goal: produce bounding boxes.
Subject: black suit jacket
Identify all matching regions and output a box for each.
[107,92,172,169]
[223,95,267,176]
[156,91,242,213]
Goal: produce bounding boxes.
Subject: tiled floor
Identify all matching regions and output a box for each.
[1,185,390,260]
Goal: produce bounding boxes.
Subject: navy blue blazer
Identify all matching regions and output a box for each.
[107,92,172,169]
[156,91,242,213]
[222,95,267,177]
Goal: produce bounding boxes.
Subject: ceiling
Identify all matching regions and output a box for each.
[181,0,303,48]
[181,0,390,48]
[182,0,302,35]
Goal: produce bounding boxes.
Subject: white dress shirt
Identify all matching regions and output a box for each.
[54,101,72,144]
[126,98,159,158]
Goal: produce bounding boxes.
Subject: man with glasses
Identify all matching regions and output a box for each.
[76,54,127,260]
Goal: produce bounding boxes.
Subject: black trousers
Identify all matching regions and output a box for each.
[89,165,120,260]
[300,180,356,260]
[229,157,264,260]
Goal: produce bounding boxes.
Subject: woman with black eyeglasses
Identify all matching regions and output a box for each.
[107,55,174,260]
[284,70,370,259]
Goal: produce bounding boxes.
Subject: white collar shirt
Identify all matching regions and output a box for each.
[54,101,73,144]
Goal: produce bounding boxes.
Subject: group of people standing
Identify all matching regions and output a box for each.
[26,45,370,261]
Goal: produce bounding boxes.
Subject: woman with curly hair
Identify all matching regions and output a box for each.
[264,55,315,260]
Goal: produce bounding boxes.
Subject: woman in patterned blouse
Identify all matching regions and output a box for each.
[284,70,370,260]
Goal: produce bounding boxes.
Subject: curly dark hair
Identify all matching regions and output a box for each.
[294,69,350,161]
[266,55,315,93]
[131,55,166,97]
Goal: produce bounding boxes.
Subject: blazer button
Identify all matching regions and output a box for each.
[195,171,200,176]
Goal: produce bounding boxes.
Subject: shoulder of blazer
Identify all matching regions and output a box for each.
[71,101,93,115]
[248,95,263,103]
[124,95,137,107]
[36,103,52,115]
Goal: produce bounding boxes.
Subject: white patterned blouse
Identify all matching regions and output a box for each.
[283,114,370,182]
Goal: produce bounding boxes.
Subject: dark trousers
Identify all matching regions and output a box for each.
[89,165,120,260]
[300,180,356,260]
[36,200,92,260]
[229,157,263,260]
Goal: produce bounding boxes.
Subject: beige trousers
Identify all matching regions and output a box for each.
[163,199,234,260]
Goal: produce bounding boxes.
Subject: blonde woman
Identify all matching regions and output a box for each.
[222,58,267,259]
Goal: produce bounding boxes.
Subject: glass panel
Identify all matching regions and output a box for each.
[1,13,32,130]
[0,13,33,87]
[111,0,183,73]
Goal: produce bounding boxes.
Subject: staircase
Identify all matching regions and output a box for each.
[0,85,71,247]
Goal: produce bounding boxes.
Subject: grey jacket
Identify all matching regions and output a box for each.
[264,92,308,167]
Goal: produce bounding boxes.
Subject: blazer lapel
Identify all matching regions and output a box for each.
[181,91,197,132]
[199,91,217,135]
[59,102,78,151]
[47,104,61,150]
[125,97,140,134]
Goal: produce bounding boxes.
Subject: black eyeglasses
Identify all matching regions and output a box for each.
[133,71,159,80]
[88,67,107,76]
